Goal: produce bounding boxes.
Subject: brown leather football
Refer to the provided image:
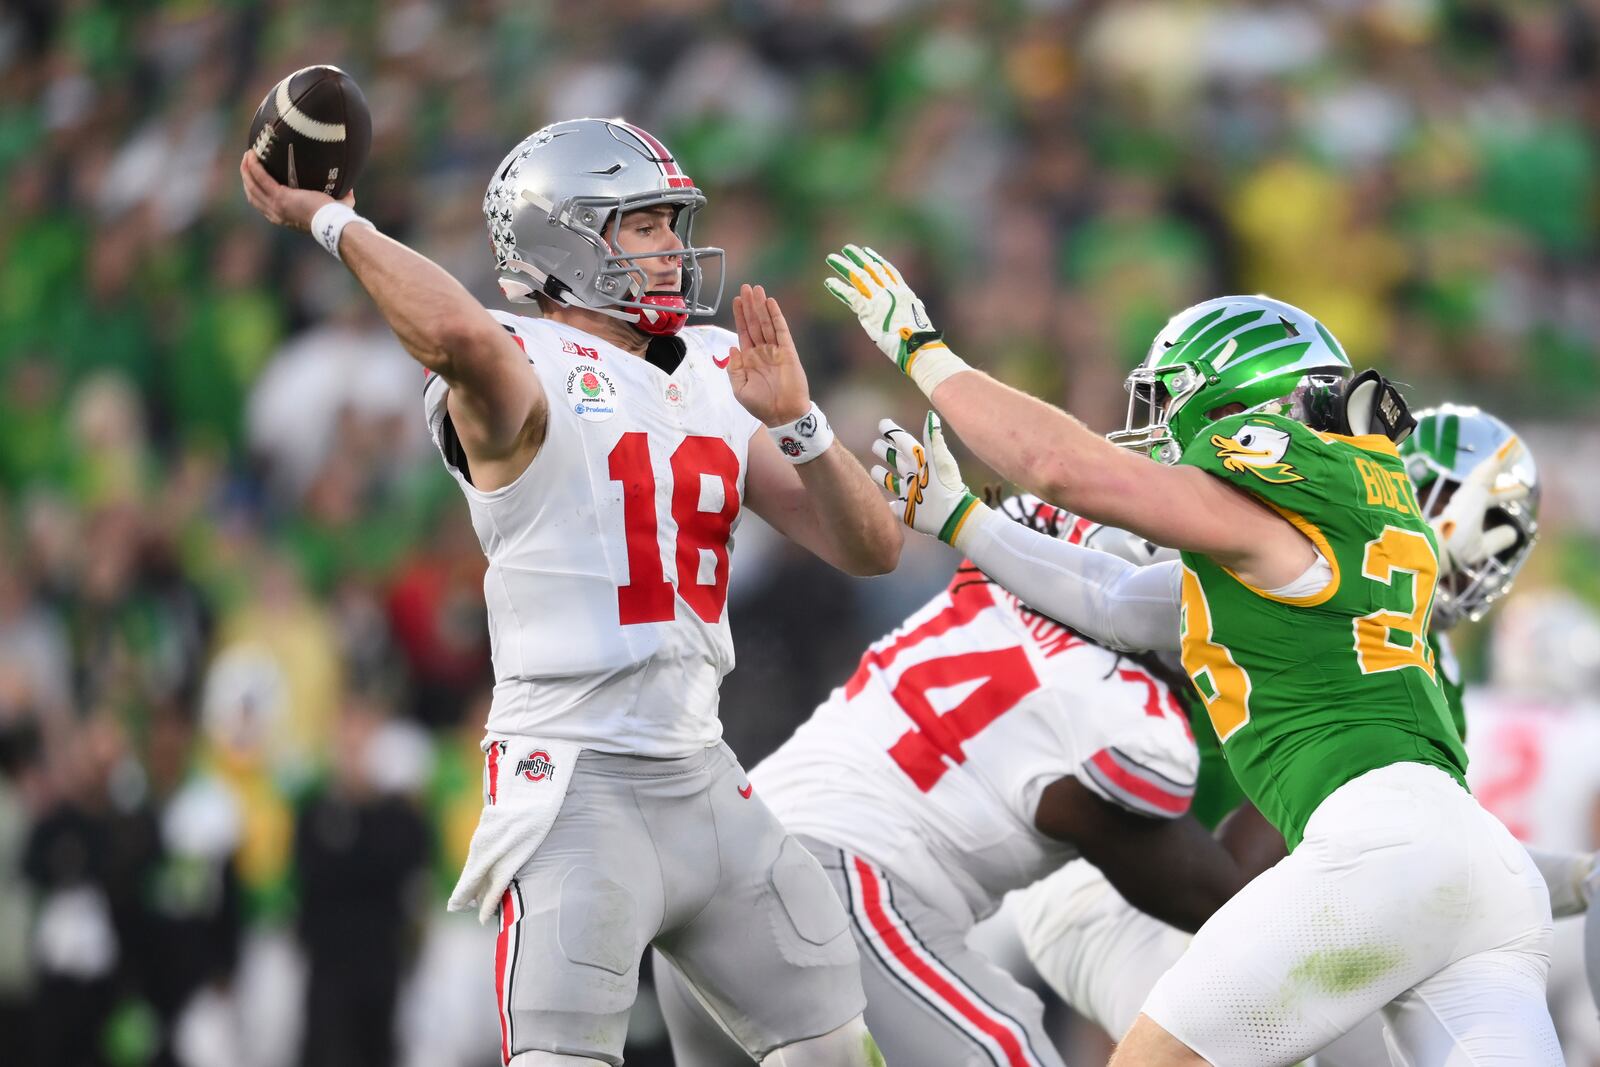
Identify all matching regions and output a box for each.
[246,65,371,199]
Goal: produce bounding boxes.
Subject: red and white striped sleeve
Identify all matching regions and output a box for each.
[1073,663,1199,820]
[1078,746,1196,819]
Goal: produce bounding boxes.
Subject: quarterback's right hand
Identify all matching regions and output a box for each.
[240,150,350,233]
[1431,435,1531,574]
[871,413,989,550]
[824,245,970,396]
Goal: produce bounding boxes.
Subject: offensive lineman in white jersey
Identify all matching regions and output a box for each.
[655,494,1276,1067]
[240,117,901,1067]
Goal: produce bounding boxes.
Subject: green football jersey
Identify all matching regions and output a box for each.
[1429,630,1467,741]
[1186,631,1469,835]
[1188,696,1248,831]
[1177,412,1467,849]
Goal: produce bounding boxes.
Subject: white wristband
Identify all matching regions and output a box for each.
[768,402,835,465]
[310,202,374,261]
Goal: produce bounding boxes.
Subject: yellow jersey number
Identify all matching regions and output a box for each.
[1354,526,1439,678]
[1180,565,1252,743]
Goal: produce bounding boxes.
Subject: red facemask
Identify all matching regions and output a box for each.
[634,292,689,336]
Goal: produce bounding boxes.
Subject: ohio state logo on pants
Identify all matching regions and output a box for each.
[518,751,557,782]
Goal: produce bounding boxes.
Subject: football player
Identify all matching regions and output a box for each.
[240,121,904,1067]
[828,243,1561,1065]
[1008,407,1599,1063]
[653,494,1276,1066]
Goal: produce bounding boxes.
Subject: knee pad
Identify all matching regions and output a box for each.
[761,1014,882,1067]
[508,1053,611,1067]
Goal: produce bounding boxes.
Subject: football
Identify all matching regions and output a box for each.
[246,65,371,199]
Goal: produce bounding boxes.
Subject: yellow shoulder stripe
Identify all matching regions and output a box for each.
[1313,429,1399,457]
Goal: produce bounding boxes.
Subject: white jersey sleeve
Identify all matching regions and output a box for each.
[422,313,761,757]
[961,516,1184,653]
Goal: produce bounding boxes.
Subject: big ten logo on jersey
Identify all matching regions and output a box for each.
[1353,455,1420,517]
[562,338,600,360]
[517,750,557,783]
[609,433,741,626]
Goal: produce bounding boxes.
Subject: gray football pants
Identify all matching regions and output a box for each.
[658,839,1065,1067]
[494,746,864,1065]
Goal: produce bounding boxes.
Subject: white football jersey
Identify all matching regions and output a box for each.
[754,571,1199,928]
[1464,686,1600,851]
[424,313,762,757]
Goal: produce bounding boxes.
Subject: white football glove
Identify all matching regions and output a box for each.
[1431,435,1531,575]
[870,413,991,550]
[823,244,971,396]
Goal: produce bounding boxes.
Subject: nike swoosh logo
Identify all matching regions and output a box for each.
[737,783,753,799]
[712,351,732,369]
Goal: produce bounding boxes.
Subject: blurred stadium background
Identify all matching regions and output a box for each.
[2,1,1599,1065]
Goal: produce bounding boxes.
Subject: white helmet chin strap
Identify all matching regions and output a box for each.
[502,258,639,323]
[555,288,638,323]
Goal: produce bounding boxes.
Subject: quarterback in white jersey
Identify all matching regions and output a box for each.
[656,496,1266,1067]
[421,312,763,756]
[242,118,901,1067]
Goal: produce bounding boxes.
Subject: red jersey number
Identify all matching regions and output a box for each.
[848,585,1043,791]
[886,646,1042,791]
[609,433,740,625]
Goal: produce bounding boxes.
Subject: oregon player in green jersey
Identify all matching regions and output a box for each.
[1173,408,1466,849]
[1007,405,1598,1064]
[826,244,1561,1065]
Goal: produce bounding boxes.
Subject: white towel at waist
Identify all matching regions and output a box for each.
[447,736,582,924]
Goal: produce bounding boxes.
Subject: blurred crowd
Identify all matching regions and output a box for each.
[2,0,1600,1064]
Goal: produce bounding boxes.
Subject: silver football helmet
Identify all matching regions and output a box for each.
[1402,405,1540,629]
[483,118,724,335]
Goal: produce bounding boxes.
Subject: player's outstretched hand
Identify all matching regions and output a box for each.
[872,413,987,550]
[239,150,352,233]
[728,284,812,427]
[1432,433,1532,573]
[823,245,969,396]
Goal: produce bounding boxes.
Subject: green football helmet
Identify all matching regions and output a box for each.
[1402,404,1540,629]
[1108,295,1353,464]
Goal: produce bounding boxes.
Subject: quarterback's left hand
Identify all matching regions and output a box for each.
[871,413,990,550]
[824,244,970,396]
[729,284,811,427]
[1432,435,1531,574]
